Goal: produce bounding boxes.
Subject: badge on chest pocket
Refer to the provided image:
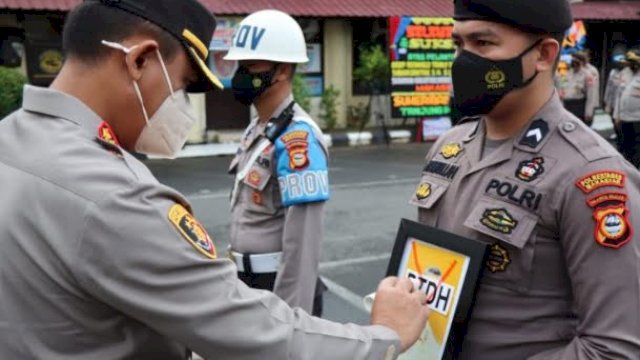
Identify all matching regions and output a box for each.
[463,197,539,293]
[243,165,271,191]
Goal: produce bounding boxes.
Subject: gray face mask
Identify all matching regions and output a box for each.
[102,40,197,159]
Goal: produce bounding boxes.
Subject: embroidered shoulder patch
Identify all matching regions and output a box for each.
[168,204,217,259]
[587,192,628,208]
[576,171,625,193]
[593,205,632,249]
[282,130,310,170]
[585,191,632,249]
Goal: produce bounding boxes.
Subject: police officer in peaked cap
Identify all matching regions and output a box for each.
[0,0,431,358]
[410,0,640,358]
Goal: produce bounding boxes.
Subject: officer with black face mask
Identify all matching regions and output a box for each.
[224,10,330,317]
[410,0,640,359]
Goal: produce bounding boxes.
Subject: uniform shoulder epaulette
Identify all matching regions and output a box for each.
[557,120,617,162]
[456,115,481,125]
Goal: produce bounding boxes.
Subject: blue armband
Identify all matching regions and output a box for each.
[275,121,330,207]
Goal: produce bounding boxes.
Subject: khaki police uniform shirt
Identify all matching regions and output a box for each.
[586,62,600,104]
[604,68,622,113]
[228,95,329,314]
[411,93,640,359]
[559,67,599,119]
[618,70,640,122]
[0,86,401,359]
[614,67,635,120]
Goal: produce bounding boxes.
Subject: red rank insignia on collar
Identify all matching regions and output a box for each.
[97,121,120,146]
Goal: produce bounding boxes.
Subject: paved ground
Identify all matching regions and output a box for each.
[146,142,432,324]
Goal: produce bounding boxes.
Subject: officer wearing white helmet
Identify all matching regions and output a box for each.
[225,10,329,316]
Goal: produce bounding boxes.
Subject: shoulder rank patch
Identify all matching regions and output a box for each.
[168,204,217,259]
[97,121,120,146]
[486,243,511,273]
[480,208,518,234]
[440,143,463,159]
[576,171,625,193]
[515,157,545,182]
[519,119,549,148]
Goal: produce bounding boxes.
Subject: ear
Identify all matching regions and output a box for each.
[124,39,159,81]
[535,38,560,73]
[274,63,292,82]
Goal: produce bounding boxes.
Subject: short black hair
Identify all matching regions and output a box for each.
[63,2,181,64]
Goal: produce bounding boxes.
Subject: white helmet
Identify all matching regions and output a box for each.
[224,9,309,64]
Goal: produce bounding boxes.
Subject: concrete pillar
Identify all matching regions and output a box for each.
[323,19,352,128]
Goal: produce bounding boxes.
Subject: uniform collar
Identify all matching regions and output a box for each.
[22,85,103,139]
[511,91,563,153]
[462,91,562,152]
[268,94,295,120]
[456,91,562,173]
[244,94,295,149]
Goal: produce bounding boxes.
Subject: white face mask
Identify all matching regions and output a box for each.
[102,40,197,159]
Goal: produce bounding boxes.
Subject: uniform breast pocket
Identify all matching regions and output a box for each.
[463,197,538,293]
[242,165,278,215]
[408,174,450,210]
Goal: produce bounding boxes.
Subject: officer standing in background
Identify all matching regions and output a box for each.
[612,49,636,131]
[604,51,627,114]
[0,1,431,358]
[559,52,599,125]
[411,0,640,358]
[617,47,640,166]
[224,10,328,317]
[581,49,600,97]
[604,49,628,150]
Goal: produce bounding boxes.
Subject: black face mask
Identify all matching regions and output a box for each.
[452,40,541,117]
[231,65,278,106]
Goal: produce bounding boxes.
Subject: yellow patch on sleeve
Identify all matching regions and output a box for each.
[168,204,217,259]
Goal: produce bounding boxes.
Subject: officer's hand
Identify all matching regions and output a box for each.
[370,277,430,352]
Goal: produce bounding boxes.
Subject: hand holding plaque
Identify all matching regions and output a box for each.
[370,277,431,352]
[377,219,488,360]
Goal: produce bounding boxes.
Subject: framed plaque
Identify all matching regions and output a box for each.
[386,219,488,360]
